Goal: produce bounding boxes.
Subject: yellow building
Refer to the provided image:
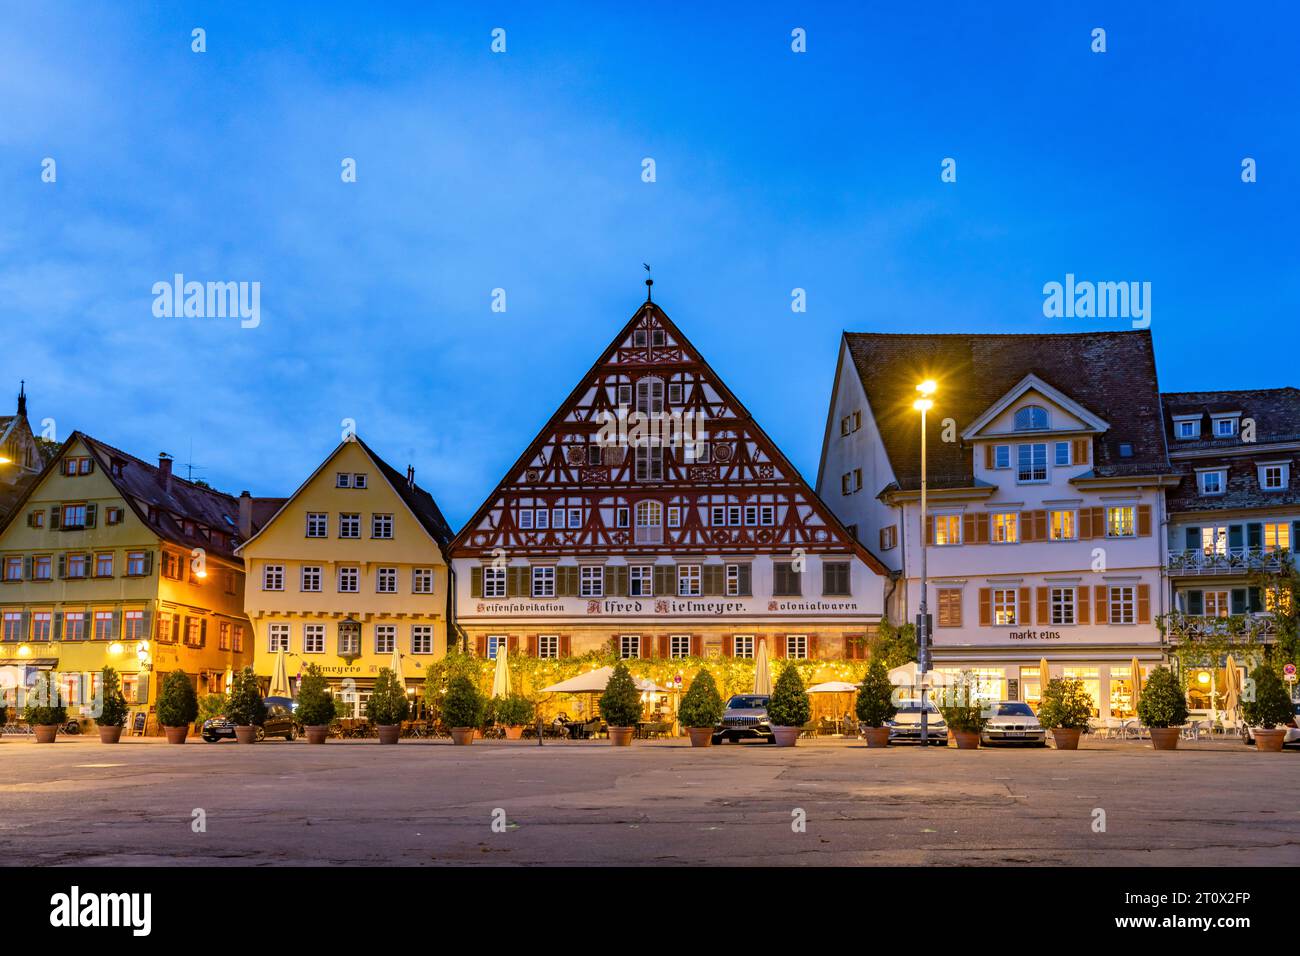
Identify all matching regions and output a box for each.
[236,437,454,714]
[0,432,278,732]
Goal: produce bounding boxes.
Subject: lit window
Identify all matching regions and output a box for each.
[991,513,1018,544]
[992,589,1018,626]
[1049,510,1076,540]
[1106,506,1136,537]
[1203,591,1229,618]
[1263,523,1291,554]
[933,514,961,545]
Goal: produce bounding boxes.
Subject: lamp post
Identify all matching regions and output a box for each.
[913,381,936,745]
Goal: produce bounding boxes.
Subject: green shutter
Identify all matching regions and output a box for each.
[52,610,63,640]
[1248,587,1263,613]
[738,564,752,596]
[607,566,626,597]
[1184,527,1200,551]
[702,565,722,596]
[85,503,97,528]
[1246,522,1263,550]
[654,565,673,597]
[1186,590,1204,615]
[57,554,66,578]
[470,566,483,598]
[50,506,60,530]
[1228,525,1243,551]
[1230,589,1247,614]
[111,610,121,640]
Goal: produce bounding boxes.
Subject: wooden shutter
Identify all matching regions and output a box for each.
[1137,584,1151,624]
[23,556,32,579]
[508,635,520,654]
[654,565,673,596]
[722,635,733,657]
[1019,587,1032,624]
[85,503,97,528]
[608,566,626,596]
[475,635,487,657]
[963,514,977,544]
[1077,586,1090,624]
[978,588,991,626]
[690,635,702,657]
[807,634,819,659]
[57,554,66,579]
[50,506,60,530]
[200,619,207,646]
[1079,508,1093,539]
[559,634,571,657]
[655,635,667,658]
[1091,507,1105,538]
[526,634,538,656]
[558,566,578,597]
[1094,586,1109,624]
[470,566,483,598]
[925,515,934,545]
[1036,587,1049,625]
[1034,511,1048,541]
[1020,511,1035,543]
[52,610,63,640]
[1137,505,1152,537]
[737,564,752,596]
[984,444,995,469]
[703,565,723,596]
[1073,438,1089,465]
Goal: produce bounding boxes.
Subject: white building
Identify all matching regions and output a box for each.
[817,331,1179,717]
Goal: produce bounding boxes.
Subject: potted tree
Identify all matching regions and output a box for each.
[768,666,811,747]
[296,664,336,744]
[444,675,485,745]
[226,667,266,744]
[678,668,725,747]
[494,694,535,740]
[366,668,410,744]
[1136,666,1189,751]
[1037,677,1093,750]
[157,671,199,744]
[855,660,897,748]
[938,682,989,749]
[599,662,643,746]
[25,672,67,744]
[1242,665,1293,753]
[97,666,129,744]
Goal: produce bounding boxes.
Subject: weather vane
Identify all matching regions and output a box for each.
[643,263,653,302]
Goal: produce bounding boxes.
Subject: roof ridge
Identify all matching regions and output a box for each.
[80,432,240,505]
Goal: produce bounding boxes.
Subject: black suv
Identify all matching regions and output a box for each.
[712,694,774,744]
[202,703,297,742]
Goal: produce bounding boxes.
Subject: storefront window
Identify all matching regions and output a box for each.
[1020,667,1042,710]
[1109,666,1136,718]
[1062,666,1101,716]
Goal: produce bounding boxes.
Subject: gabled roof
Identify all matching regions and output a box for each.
[844,330,1170,492]
[960,372,1110,440]
[235,436,453,555]
[0,431,282,562]
[450,298,889,574]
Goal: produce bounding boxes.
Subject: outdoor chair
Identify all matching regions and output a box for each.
[800,720,819,738]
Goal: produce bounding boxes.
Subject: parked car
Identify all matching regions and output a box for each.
[980,701,1047,746]
[712,694,774,744]
[202,703,297,742]
[1241,701,1300,746]
[886,699,947,744]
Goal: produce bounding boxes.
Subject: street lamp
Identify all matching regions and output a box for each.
[913,380,937,745]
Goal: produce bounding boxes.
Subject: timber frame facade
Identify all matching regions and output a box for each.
[451,297,888,665]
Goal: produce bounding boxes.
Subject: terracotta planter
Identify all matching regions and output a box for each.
[1253,728,1286,752]
[305,725,328,744]
[33,724,58,743]
[504,726,525,740]
[953,730,980,750]
[862,727,890,748]
[451,727,475,745]
[164,725,189,744]
[234,725,257,744]
[687,727,713,748]
[608,726,634,746]
[1051,728,1082,750]
[771,726,800,747]
[376,724,400,745]
[1149,727,1180,751]
[98,725,123,744]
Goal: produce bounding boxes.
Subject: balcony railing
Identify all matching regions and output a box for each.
[1165,548,1290,576]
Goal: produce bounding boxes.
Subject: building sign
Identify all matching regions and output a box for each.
[469,595,865,619]
[1009,630,1063,641]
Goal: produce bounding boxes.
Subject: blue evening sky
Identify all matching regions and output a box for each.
[2,2,1296,526]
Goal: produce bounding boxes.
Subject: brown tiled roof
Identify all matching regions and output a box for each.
[356,437,454,549]
[1162,388,1300,513]
[844,331,1170,492]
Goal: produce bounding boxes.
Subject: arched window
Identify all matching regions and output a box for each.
[1014,405,1049,431]
[635,501,663,544]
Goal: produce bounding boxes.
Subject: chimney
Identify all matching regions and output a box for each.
[406,465,415,488]
[238,490,253,539]
[16,380,26,419]
[158,452,173,490]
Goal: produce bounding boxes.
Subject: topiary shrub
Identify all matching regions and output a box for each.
[157,671,199,728]
[493,693,535,727]
[24,671,67,726]
[366,668,410,725]
[226,667,266,726]
[198,692,228,725]
[1242,665,1293,729]
[937,681,990,734]
[855,660,897,728]
[97,667,129,727]
[599,662,643,727]
[1136,666,1189,728]
[678,668,725,728]
[295,664,337,727]
[768,666,811,728]
[422,648,482,725]
[442,676,485,729]
[1037,677,1094,731]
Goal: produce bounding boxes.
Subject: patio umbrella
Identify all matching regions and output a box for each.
[268,650,291,698]
[223,666,234,693]
[390,644,405,693]
[1223,655,1239,718]
[541,666,616,694]
[1130,657,1142,714]
[491,642,511,697]
[753,637,772,695]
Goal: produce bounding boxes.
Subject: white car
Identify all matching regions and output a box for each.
[981,701,1047,746]
[886,699,947,744]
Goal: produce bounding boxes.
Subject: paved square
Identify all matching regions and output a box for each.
[1,737,1295,866]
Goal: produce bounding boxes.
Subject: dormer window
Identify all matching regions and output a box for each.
[1173,418,1200,440]
[1014,405,1049,431]
[1258,462,1289,491]
[1212,416,1238,438]
[1197,469,1226,496]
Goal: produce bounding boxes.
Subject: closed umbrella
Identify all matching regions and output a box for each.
[1039,657,1050,703]
[1223,655,1239,720]
[491,642,511,698]
[390,644,405,693]
[223,666,234,693]
[1130,657,1142,714]
[754,637,772,695]
[268,650,291,698]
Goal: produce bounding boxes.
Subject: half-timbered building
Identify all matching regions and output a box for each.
[450,295,887,668]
